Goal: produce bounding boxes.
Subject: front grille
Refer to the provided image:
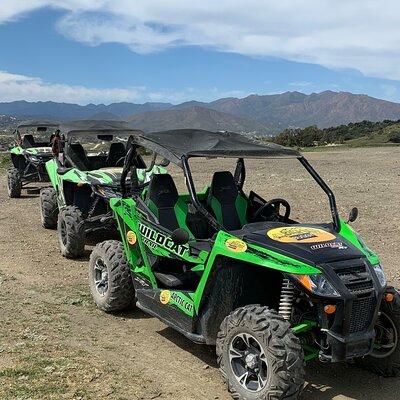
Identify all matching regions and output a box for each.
[349,297,376,333]
[333,260,374,295]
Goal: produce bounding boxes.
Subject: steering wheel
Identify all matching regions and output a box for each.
[252,198,291,222]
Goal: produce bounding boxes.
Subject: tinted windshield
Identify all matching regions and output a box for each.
[19,126,58,142]
[69,133,131,155]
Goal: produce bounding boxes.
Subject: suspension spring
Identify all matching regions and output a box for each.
[278,278,295,322]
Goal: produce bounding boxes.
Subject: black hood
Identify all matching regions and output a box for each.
[232,222,365,266]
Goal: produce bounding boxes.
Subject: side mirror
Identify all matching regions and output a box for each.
[158,158,170,167]
[171,228,190,245]
[348,207,359,223]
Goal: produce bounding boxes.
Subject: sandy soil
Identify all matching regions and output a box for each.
[0,146,399,400]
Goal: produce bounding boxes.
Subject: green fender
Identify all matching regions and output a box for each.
[45,159,59,188]
[338,219,380,265]
[192,231,320,313]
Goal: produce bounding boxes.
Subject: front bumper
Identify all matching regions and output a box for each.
[314,258,385,362]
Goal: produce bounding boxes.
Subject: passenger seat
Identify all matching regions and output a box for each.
[207,171,248,230]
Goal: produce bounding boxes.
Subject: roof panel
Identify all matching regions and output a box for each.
[135,129,300,165]
[17,120,60,133]
[60,120,142,136]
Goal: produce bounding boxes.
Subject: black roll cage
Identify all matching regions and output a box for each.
[121,143,341,233]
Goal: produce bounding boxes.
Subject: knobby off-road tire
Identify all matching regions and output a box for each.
[40,187,58,229]
[216,305,305,400]
[7,168,22,198]
[57,205,85,258]
[89,240,135,312]
[356,288,400,377]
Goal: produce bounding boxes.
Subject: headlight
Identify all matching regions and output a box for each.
[372,264,387,288]
[291,274,340,297]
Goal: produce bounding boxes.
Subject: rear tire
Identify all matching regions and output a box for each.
[40,187,58,229]
[356,288,400,377]
[89,240,135,312]
[216,305,305,400]
[57,206,85,258]
[7,168,22,198]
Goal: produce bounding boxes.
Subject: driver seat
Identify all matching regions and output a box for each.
[207,171,248,230]
[65,143,91,171]
[146,173,193,236]
[22,134,36,148]
[106,142,126,167]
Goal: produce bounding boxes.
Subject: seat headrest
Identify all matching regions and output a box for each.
[109,142,126,152]
[209,171,239,203]
[147,174,178,208]
[22,134,36,148]
[67,143,90,170]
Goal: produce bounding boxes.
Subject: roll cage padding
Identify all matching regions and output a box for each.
[207,171,248,230]
[146,174,194,237]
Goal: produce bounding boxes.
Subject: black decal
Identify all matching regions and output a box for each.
[156,233,166,245]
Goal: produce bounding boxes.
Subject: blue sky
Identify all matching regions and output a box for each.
[0,2,400,105]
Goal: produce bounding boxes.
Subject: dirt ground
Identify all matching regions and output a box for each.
[0,146,399,400]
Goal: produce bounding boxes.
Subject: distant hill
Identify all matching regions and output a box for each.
[128,106,267,133]
[87,111,121,120]
[0,101,172,120]
[273,119,400,147]
[2,91,400,133]
[201,91,400,129]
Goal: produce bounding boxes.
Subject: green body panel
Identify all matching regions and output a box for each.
[137,165,166,182]
[10,146,23,155]
[45,159,59,188]
[10,146,51,156]
[338,219,380,265]
[25,147,52,155]
[110,196,320,317]
[110,197,208,290]
[191,231,320,314]
[166,291,195,317]
[46,159,167,209]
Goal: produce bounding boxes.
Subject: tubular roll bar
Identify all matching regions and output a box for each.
[298,156,341,232]
[120,143,341,232]
[181,155,222,232]
[120,145,135,198]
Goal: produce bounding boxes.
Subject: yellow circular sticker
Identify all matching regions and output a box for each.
[160,290,171,305]
[225,238,247,253]
[267,227,336,244]
[126,231,137,245]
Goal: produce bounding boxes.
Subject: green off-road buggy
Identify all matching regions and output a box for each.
[42,120,166,258]
[7,120,59,197]
[89,129,400,400]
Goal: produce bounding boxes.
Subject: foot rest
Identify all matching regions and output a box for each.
[154,271,197,288]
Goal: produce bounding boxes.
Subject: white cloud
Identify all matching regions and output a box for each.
[290,81,313,87]
[2,1,400,80]
[0,71,146,104]
[0,70,242,104]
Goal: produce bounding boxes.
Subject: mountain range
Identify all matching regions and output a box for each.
[2,91,400,134]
